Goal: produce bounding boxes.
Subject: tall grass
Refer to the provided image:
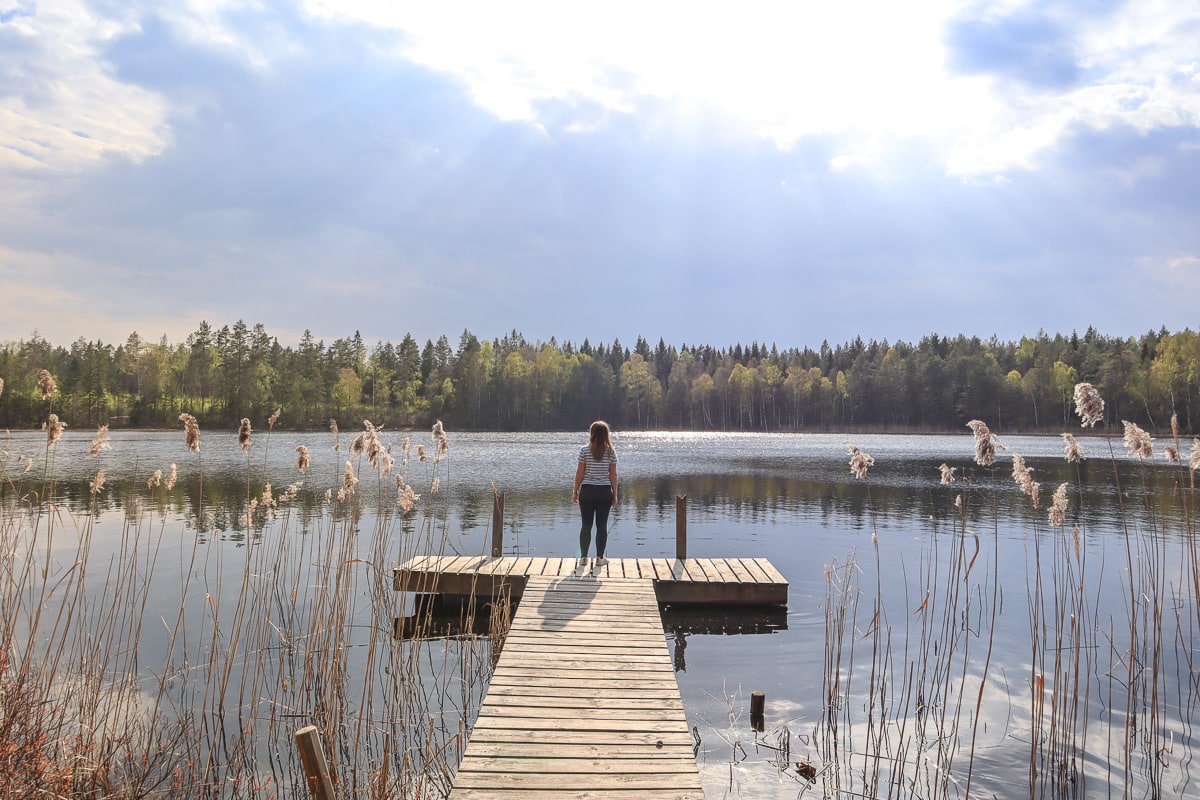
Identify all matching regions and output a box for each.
[810,389,1200,798]
[1,402,502,798]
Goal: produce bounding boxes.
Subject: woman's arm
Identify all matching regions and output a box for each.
[573,461,585,503]
[609,462,618,507]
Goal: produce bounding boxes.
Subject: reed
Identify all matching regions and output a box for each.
[0,402,501,798]
[808,388,1200,798]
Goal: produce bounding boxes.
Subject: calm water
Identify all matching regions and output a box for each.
[3,427,1195,798]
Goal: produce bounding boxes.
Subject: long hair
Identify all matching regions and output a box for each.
[588,420,614,461]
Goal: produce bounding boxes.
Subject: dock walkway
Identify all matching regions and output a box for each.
[393,556,788,799]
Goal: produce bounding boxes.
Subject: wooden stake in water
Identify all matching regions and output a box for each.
[295,725,336,800]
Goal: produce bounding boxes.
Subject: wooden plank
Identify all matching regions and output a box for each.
[733,556,770,583]
[749,557,788,586]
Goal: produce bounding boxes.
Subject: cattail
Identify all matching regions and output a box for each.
[89,469,106,496]
[966,420,1000,466]
[165,463,177,491]
[847,445,874,479]
[296,445,311,472]
[938,463,956,485]
[1073,383,1104,428]
[238,418,252,453]
[45,413,67,446]
[1061,432,1085,463]
[148,469,162,489]
[37,369,57,400]
[268,408,281,431]
[179,413,201,452]
[1122,420,1152,459]
[1164,445,1180,463]
[89,424,111,456]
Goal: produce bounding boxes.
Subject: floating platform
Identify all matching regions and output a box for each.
[393,555,788,606]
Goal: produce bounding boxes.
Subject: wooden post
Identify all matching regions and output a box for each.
[750,691,766,732]
[675,495,687,561]
[491,491,504,558]
[295,725,336,800]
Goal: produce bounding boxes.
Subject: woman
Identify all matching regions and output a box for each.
[572,420,618,560]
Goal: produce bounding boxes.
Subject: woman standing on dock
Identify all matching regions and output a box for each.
[572,420,618,560]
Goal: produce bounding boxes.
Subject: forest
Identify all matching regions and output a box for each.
[1,322,1197,436]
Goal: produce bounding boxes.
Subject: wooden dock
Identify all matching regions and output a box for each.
[393,555,788,606]
[394,555,788,799]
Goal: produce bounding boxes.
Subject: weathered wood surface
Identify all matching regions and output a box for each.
[394,556,788,606]
[448,575,705,799]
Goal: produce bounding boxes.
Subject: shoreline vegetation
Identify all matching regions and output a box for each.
[3,370,1199,797]
[2,323,1197,436]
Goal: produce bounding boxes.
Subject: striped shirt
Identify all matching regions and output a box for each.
[578,445,617,485]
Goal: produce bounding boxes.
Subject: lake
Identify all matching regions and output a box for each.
[2,425,1195,798]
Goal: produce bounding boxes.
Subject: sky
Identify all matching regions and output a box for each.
[2,0,1198,354]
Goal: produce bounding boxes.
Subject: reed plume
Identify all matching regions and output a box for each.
[1048,482,1069,527]
[178,413,201,452]
[148,469,162,489]
[296,445,311,472]
[1121,420,1153,459]
[847,445,874,479]
[268,408,281,431]
[238,418,252,453]
[89,424,111,456]
[966,419,1000,466]
[89,469,106,496]
[37,369,57,399]
[165,463,177,490]
[1011,453,1039,504]
[1164,445,1180,463]
[1073,382,1104,427]
[0,376,5,398]
[45,413,66,446]
[1062,432,1085,463]
[939,463,957,484]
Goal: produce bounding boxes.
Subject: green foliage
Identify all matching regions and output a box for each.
[1,323,1198,433]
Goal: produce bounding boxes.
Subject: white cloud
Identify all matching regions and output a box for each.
[302,0,1200,178]
[0,0,169,173]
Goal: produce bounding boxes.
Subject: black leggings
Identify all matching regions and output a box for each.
[577,483,613,558]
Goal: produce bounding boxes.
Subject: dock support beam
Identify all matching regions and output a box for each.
[676,495,687,560]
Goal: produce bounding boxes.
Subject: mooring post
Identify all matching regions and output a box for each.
[491,491,504,558]
[675,495,687,560]
[295,725,336,800]
[750,690,766,732]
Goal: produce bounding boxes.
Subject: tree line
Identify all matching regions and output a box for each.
[1,322,1197,435]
